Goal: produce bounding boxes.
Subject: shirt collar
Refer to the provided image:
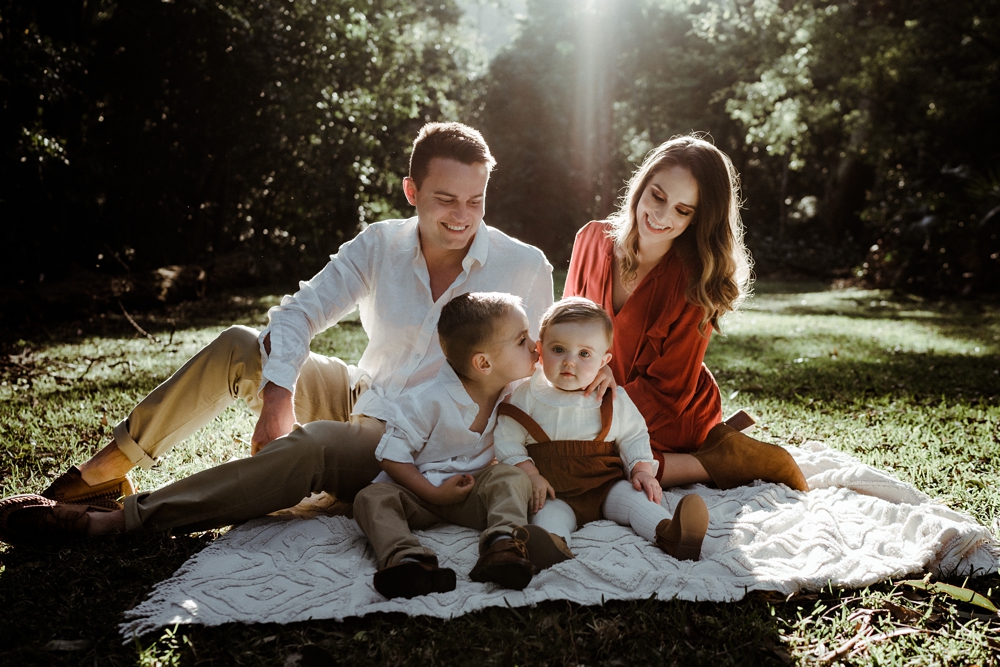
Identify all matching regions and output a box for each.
[405,218,491,269]
[437,361,516,411]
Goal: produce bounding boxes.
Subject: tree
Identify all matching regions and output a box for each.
[1,0,480,286]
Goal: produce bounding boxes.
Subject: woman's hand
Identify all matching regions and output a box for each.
[631,463,662,503]
[528,473,556,513]
[582,364,617,400]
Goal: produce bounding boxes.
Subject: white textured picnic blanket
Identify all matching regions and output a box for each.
[119,441,999,639]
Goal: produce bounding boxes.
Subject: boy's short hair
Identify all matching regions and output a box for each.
[409,122,496,189]
[539,297,614,348]
[438,292,523,372]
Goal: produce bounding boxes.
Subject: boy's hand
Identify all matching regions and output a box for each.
[429,473,476,505]
[631,463,662,503]
[582,364,617,400]
[528,473,556,513]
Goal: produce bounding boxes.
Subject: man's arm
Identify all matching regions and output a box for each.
[380,460,475,506]
[251,333,296,454]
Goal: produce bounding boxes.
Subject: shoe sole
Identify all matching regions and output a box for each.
[373,562,456,599]
[42,477,135,506]
[522,525,574,570]
[470,560,534,590]
[657,495,709,561]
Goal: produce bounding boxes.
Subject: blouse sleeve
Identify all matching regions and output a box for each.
[564,222,605,300]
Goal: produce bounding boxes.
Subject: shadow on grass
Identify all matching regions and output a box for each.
[0,531,792,666]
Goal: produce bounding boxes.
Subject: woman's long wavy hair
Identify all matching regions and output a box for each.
[607,135,753,335]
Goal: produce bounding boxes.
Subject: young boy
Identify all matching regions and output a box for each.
[493,297,710,560]
[352,292,574,600]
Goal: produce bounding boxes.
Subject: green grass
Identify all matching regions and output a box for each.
[1,281,999,666]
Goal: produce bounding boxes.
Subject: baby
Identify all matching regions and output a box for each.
[494,297,709,560]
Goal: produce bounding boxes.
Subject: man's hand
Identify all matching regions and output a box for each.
[427,473,476,505]
[251,382,296,455]
[528,473,556,513]
[631,462,662,503]
[582,364,617,400]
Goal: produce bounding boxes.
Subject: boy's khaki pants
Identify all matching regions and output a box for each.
[352,464,532,570]
[111,325,384,533]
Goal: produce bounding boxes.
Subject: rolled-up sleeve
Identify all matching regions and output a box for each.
[493,416,532,467]
[258,227,378,394]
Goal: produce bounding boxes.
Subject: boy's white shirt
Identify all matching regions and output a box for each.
[371,363,525,488]
[493,368,659,477]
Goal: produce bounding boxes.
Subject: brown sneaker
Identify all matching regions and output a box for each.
[0,494,111,547]
[514,525,574,570]
[41,466,135,506]
[373,560,457,599]
[469,533,535,590]
[655,493,709,561]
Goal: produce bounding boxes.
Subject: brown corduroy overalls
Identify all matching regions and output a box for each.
[496,392,626,525]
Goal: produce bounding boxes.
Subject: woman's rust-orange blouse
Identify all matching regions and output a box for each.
[564,221,722,455]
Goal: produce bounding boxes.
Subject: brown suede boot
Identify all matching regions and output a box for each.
[41,466,135,508]
[514,525,575,570]
[654,494,709,561]
[694,423,809,492]
[469,533,535,590]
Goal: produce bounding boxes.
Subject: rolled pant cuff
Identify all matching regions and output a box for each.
[123,493,147,533]
[114,420,157,470]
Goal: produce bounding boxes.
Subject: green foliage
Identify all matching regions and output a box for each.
[700,0,1000,292]
[1,0,479,284]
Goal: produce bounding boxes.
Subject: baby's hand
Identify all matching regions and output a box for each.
[528,473,556,513]
[582,364,617,400]
[433,473,476,505]
[632,470,662,504]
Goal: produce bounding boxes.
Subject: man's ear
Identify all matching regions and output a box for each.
[470,351,492,376]
[403,176,418,206]
[600,351,613,367]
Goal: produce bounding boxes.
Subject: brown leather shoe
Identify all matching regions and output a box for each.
[0,494,111,547]
[41,466,134,506]
[469,533,535,590]
[514,525,574,570]
[373,560,457,599]
[694,423,809,492]
[655,494,709,561]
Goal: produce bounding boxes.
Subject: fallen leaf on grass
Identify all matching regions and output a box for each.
[901,580,998,613]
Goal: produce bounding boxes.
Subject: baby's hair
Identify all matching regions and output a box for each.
[438,292,523,373]
[539,297,613,348]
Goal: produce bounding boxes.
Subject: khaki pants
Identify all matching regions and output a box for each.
[113,325,367,468]
[352,464,531,570]
[114,324,382,533]
[123,415,385,533]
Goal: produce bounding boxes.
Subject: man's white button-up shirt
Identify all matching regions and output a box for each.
[257,217,553,421]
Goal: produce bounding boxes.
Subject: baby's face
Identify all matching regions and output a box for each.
[538,320,612,392]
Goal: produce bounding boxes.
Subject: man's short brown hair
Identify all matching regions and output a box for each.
[409,122,496,189]
[539,297,613,348]
[438,292,522,373]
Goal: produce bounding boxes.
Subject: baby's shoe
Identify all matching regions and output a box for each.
[655,493,709,561]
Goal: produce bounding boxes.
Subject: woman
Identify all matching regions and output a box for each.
[565,135,808,492]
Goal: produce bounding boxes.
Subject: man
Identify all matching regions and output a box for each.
[1,122,552,534]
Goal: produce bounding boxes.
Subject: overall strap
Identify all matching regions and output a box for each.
[596,391,614,442]
[497,403,551,443]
